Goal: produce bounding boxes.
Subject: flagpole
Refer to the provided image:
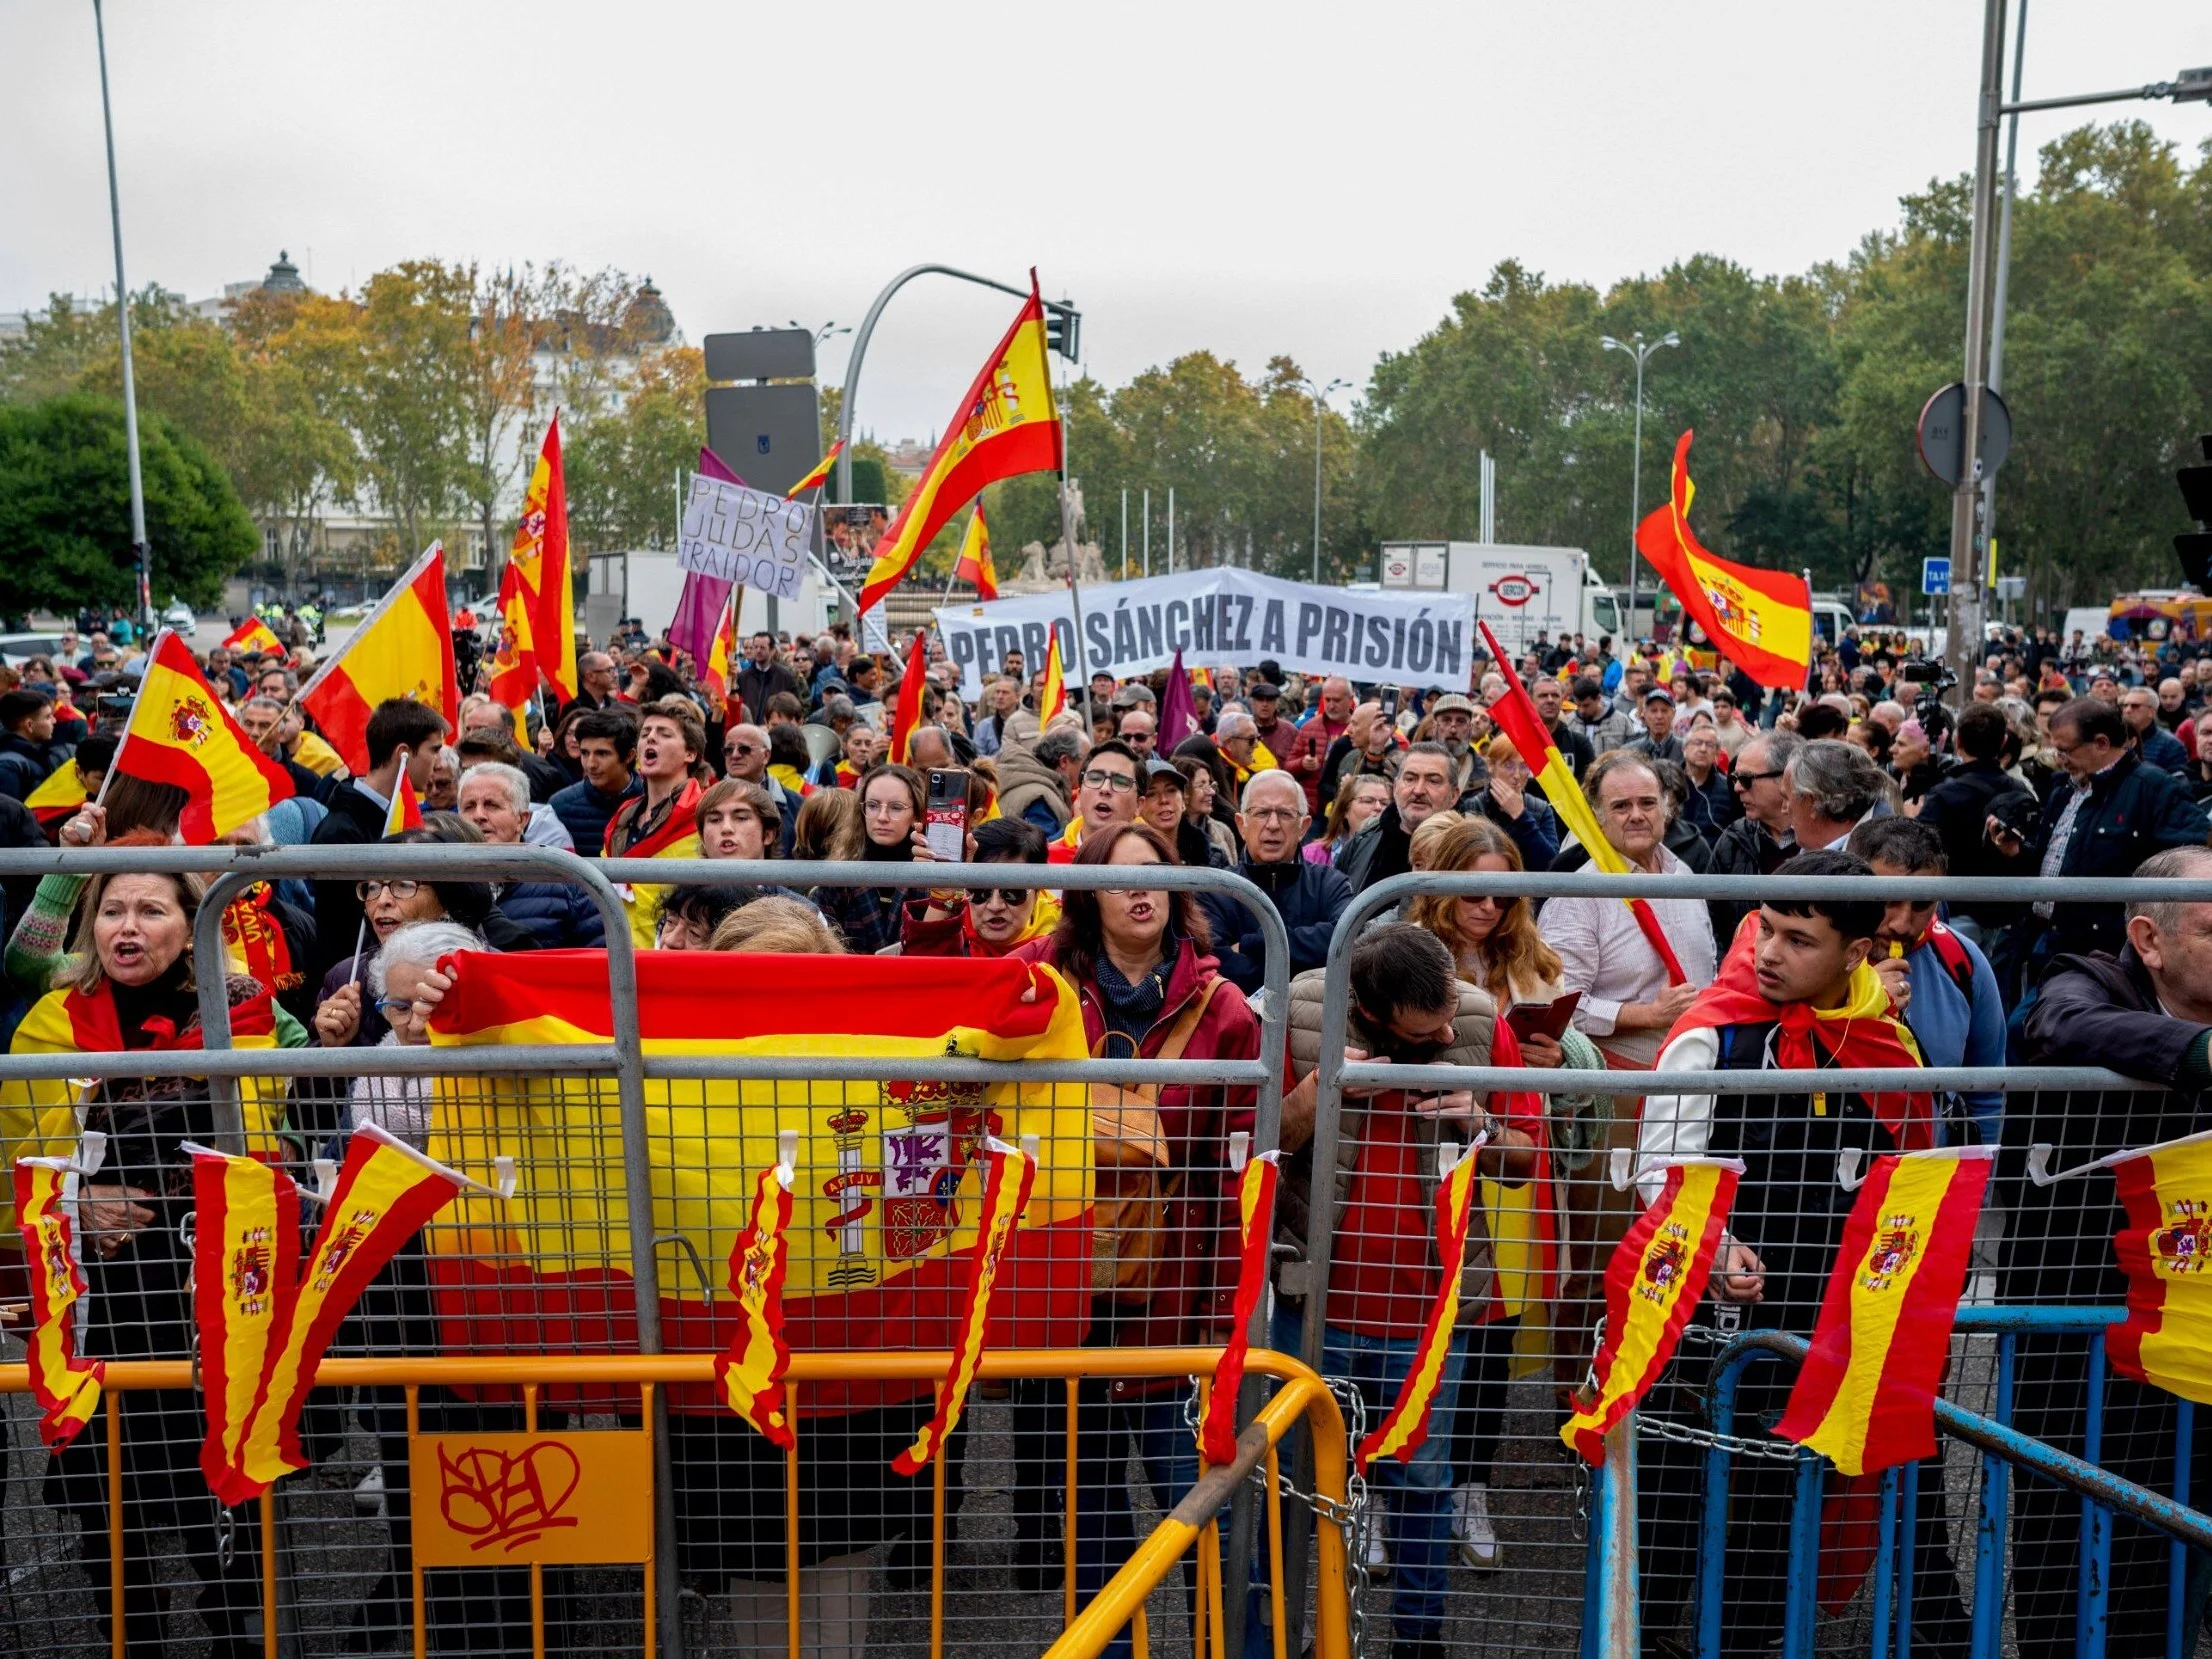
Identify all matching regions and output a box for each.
[86,626,170,815]
[1060,480,1089,730]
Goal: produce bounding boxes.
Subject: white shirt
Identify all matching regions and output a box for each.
[1538,843,1719,1066]
[1635,1026,1723,1202]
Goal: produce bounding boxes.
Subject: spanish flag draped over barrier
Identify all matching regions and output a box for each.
[1774,1145,1992,1477]
[189,1145,302,1505]
[1480,620,1685,984]
[298,543,460,776]
[784,438,845,500]
[230,1126,468,1497]
[857,277,1065,615]
[894,1136,1034,1474]
[1199,1150,1279,1466]
[955,505,1001,601]
[1634,431,1814,690]
[2105,1129,2212,1404]
[713,1166,796,1448]
[223,615,287,660]
[425,948,1095,1415]
[1562,1158,1741,1466]
[1359,1138,1487,1471]
[112,631,294,842]
[12,1158,103,1447]
[509,413,577,704]
[890,629,930,766]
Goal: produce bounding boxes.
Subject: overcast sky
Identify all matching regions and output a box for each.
[4,1,2206,444]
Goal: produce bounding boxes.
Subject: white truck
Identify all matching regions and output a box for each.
[1379,542,1624,657]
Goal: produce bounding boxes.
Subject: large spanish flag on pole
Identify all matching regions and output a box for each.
[1480,619,1686,984]
[713,1165,797,1448]
[1775,1145,1994,1476]
[857,277,1064,615]
[109,631,295,843]
[510,413,577,704]
[1634,431,1814,690]
[12,1158,104,1447]
[1360,1139,1487,1471]
[297,543,460,776]
[2098,1129,2212,1405]
[426,948,1096,1416]
[484,559,538,740]
[188,1144,302,1505]
[1562,1158,1741,1466]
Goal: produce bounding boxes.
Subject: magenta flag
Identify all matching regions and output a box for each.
[668,447,743,663]
[1158,649,1200,751]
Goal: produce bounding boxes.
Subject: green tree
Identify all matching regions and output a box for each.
[0,394,258,615]
[352,261,475,562]
[566,345,706,551]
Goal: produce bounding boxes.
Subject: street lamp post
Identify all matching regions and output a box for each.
[1599,331,1679,642]
[1297,377,1350,583]
[92,0,149,634]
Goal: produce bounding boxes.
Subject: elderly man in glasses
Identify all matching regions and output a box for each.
[1703,729,1804,947]
[1196,767,1352,996]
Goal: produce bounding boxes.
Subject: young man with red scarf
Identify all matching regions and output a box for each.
[1629,849,1969,1655]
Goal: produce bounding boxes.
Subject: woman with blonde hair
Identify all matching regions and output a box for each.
[710,895,849,954]
[1407,816,1564,1008]
[1305,771,1392,866]
[792,786,861,863]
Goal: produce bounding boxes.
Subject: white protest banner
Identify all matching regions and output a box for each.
[678,474,813,602]
[932,567,1478,701]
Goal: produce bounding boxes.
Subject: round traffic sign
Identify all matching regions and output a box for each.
[1916,382,2013,487]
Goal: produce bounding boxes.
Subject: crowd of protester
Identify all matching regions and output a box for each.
[7,606,2212,1659]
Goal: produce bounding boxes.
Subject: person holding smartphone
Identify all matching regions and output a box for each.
[900,816,1057,957]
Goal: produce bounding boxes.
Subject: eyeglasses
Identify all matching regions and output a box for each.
[968,888,1033,908]
[726,742,759,756]
[1729,770,1784,789]
[1243,807,1302,824]
[356,879,423,900]
[374,997,418,1018]
[1079,768,1139,793]
[863,799,909,816]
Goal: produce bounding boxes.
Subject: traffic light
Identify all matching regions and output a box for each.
[2177,434,2212,591]
[1044,300,1081,363]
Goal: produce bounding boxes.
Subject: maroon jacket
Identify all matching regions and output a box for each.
[1013,932,1262,1379]
[1286,714,1350,813]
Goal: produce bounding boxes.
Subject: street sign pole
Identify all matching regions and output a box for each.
[1948,0,2009,702]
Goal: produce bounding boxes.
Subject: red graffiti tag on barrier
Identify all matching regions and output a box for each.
[436,1440,582,1553]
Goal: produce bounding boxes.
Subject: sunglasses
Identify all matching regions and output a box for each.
[1730,769,1784,788]
[727,742,759,756]
[968,888,1033,909]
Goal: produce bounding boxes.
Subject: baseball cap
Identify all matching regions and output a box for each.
[1643,687,1675,705]
[1144,757,1187,788]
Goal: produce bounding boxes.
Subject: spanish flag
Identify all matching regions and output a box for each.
[484,558,538,741]
[713,1166,796,1448]
[1482,1016,1558,1377]
[698,597,737,712]
[297,543,459,776]
[893,1136,1034,1475]
[382,757,424,835]
[784,438,845,500]
[12,1158,103,1447]
[955,505,1000,601]
[110,631,295,844]
[1775,1145,1993,1477]
[1038,629,1068,727]
[1480,620,1685,984]
[425,948,1095,1416]
[857,278,1064,614]
[890,628,929,766]
[510,413,577,704]
[1199,1150,1279,1466]
[1359,1140,1486,1470]
[231,1125,468,1495]
[1562,1158,1742,1466]
[2106,1129,2212,1405]
[223,615,287,661]
[24,759,88,833]
[189,1145,302,1505]
[1635,431,1814,691]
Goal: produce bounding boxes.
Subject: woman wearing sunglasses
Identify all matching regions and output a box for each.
[900,815,1060,956]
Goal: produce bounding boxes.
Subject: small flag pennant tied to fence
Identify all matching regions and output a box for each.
[1200,1148,1280,1466]
[1774,1145,1994,1476]
[1562,1157,1743,1466]
[1480,620,1686,985]
[713,1164,797,1449]
[1634,430,1814,690]
[2081,1127,2212,1405]
[1359,1137,1488,1471]
[188,1144,303,1505]
[111,631,296,844]
[894,1137,1036,1476]
[229,1125,471,1496]
[13,1157,104,1447]
[298,542,460,776]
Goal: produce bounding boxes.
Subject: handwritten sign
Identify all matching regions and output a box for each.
[679,475,811,601]
[409,1430,650,1565]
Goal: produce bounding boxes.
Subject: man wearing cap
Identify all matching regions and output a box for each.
[1631,688,1683,765]
[1427,694,1484,796]
[1248,681,1298,762]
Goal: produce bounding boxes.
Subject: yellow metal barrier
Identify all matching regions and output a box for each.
[0,1346,1351,1659]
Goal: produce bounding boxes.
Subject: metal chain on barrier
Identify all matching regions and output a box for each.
[1250,1374,1374,1659]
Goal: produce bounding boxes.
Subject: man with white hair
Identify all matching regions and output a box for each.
[723,721,801,854]
[1196,769,1352,994]
[1212,708,1268,790]
[1784,738,1892,852]
[457,762,604,948]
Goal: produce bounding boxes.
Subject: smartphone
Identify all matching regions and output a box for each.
[1380,686,1401,720]
[925,768,969,862]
